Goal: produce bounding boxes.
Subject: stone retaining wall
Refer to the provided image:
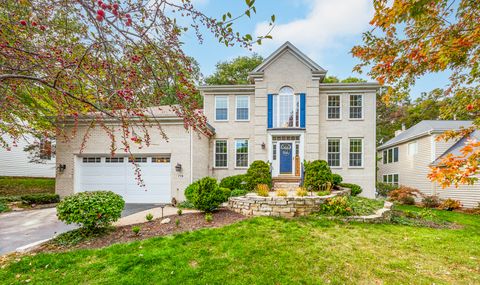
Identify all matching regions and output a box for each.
[228,188,351,218]
[343,201,393,223]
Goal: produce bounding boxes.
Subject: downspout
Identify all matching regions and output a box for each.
[190,126,193,184]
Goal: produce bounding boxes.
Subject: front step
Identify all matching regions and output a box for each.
[272,176,301,191]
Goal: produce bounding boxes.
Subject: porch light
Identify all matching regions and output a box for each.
[57,163,66,173]
[261,142,266,149]
[175,163,182,172]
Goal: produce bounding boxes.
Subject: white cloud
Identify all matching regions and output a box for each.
[253,0,373,60]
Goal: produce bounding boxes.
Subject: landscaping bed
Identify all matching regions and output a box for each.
[35,209,246,253]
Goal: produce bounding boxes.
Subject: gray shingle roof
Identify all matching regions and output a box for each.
[378,120,473,150]
[431,130,480,166]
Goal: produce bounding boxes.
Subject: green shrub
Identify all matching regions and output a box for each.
[303,160,332,191]
[422,195,441,208]
[317,190,331,196]
[320,196,353,216]
[175,219,180,227]
[177,208,183,215]
[338,183,362,196]
[184,177,230,212]
[231,189,248,197]
[145,213,154,222]
[331,174,343,186]
[205,213,213,222]
[56,191,125,232]
[21,193,60,205]
[376,182,399,197]
[245,160,271,190]
[0,200,9,213]
[177,200,194,209]
[132,226,140,235]
[219,174,248,190]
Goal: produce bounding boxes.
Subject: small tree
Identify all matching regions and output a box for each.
[184,177,230,212]
[245,160,272,191]
[303,160,332,191]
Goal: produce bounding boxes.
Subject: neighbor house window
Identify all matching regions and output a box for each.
[327,138,341,167]
[273,86,300,128]
[235,139,249,168]
[349,94,363,119]
[39,140,53,160]
[235,95,249,121]
[215,96,228,121]
[349,138,363,167]
[106,157,124,163]
[383,174,399,186]
[408,141,418,155]
[327,95,341,119]
[383,147,399,164]
[214,140,228,168]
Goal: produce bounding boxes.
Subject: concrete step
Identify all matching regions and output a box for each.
[273,182,300,191]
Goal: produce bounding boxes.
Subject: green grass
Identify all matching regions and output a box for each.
[1,207,480,284]
[349,196,385,215]
[0,176,55,198]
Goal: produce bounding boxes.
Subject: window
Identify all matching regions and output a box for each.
[327,95,341,119]
[106,157,124,163]
[82,157,101,163]
[349,138,363,167]
[383,174,399,186]
[408,141,418,155]
[39,140,53,160]
[215,96,228,121]
[152,156,170,163]
[235,139,249,168]
[383,147,399,164]
[128,157,147,163]
[349,94,363,119]
[273,142,277,160]
[235,96,249,121]
[327,138,341,167]
[214,140,228,168]
[273,86,300,128]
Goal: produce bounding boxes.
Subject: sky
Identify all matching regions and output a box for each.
[180,0,451,99]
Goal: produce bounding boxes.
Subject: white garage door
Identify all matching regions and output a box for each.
[78,156,171,203]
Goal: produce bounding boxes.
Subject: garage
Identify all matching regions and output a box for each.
[77,155,172,203]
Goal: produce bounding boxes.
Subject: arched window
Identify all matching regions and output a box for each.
[273,86,300,128]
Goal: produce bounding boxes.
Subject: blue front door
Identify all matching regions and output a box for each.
[279,143,293,174]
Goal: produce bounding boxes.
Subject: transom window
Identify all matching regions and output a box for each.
[235,96,249,121]
[383,174,399,186]
[235,139,249,168]
[214,140,228,168]
[128,157,147,163]
[273,86,300,128]
[272,135,300,142]
[349,94,363,119]
[383,147,399,164]
[349,138,363,167]
[106,157,124,163]
[215,96,228,121]
[152,156,170,163]
[327,95,341,119]
[327,138,341,167]
[82,157,101,163]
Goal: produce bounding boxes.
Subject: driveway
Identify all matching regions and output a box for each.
[0,203,159,255]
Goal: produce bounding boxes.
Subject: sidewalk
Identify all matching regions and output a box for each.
[115,206,199,226]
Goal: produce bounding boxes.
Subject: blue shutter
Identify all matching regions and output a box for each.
[300,93,306,128]
[267,94,273,129]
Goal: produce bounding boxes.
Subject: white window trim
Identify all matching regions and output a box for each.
[383,146,399,164]
[273,88,301,128]
[234,139,249,169]
[326,94,342,121]
[235,95,250,121]
[348,93,364,120]
[214,96,229,122]
[383,173,399,186]
[348,137,364,168]
[326,137,342,169]
[213,139,228,168]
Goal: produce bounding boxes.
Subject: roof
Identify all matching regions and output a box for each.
[248,41,327,81]
[431,130,480,166]
[378,120,473,150]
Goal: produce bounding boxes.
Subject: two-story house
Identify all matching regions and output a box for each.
[55,42,379,203]
[377,120,480,208]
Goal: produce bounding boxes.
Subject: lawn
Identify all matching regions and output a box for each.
[1,206,479,284]
[0,176,55,197]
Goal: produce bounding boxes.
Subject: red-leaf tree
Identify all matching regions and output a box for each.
[352,0,479,187]
[0,0,274,155]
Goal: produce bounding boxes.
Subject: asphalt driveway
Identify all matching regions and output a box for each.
[0,203,159,255]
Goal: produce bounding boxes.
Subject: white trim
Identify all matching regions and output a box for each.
[214,96,229,122]
[348,93,364,120]
[213,139,228,168]
[326,137,342,169]
[235,95,250,121]
[269,132,305,177]
[382,146,399,164]
[382,173,399,186]
[234,139,249,168]
[348,137,364,168]
[326,94,342,121]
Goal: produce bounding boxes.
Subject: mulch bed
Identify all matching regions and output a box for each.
[35,209,247,253]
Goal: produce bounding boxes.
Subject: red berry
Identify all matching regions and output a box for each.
[467,104,474,111]
[32,21,37,26]
[97,9,105,17]
[126,19,132,26]
[20,20,27,26]
[97,1,102,5]
[112,10,118,16]
[40,25,46,31]
[125,13,131,18]
[96,14,104,21]
[101,3,107,10]
[113,3,119,9]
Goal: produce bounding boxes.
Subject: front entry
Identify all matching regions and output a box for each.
[279,142,293,174]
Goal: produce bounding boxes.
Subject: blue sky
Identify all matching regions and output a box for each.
[181,0,450,99]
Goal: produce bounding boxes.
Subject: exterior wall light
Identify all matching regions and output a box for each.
[175,163,182,172]
[261,142,266,149]
[57,164,66,173]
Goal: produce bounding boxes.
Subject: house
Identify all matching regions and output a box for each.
[0,136,55,178]
[377,120,480,208]
[55,41,379,203]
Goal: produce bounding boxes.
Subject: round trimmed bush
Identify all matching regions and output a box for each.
[219,174,248,190]
[303,160,332,191]
[56,191,125,231]
[331,174,343,186]
[245,160,272,191]
[338,183,363,196]
[184,177,231,212]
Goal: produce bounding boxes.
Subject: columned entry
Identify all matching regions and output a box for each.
[269,134,304,177]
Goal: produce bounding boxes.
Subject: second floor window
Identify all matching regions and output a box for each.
[235,96,249,121]
[214,140,228,168]
[273,86,300,128]
[327,95,341,119]
[215,96,228,121]
[383,147,399,164]
[349,138,363,167]
[327,138,341,167]
[349,94,363,119]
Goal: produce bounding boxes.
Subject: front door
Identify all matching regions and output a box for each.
[279,142,293,174]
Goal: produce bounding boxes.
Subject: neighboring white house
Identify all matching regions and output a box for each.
[0,136,55,178]
[377,120,480,208]
[55,41,379,203]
